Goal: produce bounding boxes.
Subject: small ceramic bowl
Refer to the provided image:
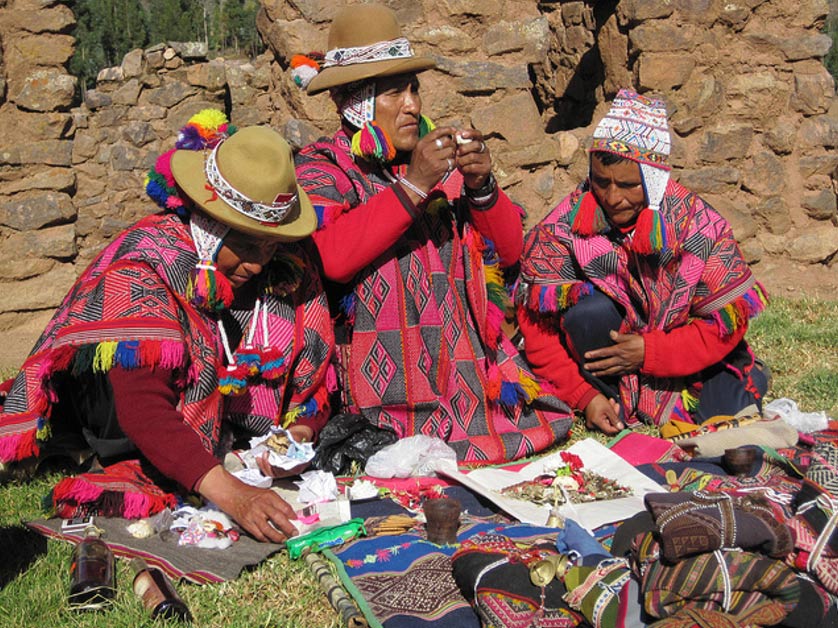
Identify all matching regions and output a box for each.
[723,447,756,476]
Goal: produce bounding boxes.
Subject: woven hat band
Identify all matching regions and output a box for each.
[323,37,414,69]
[205,139,298,226]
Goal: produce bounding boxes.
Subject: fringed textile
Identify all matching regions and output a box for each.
[0,214,333,484]
[51,460,177,519]
[295,130,572,464]
[517,179,767,426]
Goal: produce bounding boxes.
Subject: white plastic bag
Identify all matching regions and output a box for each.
[364,435,458,478]
[764,397,829,433]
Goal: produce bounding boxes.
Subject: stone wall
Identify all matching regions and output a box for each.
[0,0,836,367]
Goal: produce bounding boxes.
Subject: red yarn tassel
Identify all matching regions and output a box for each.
[571,192,607,236]
[631,207,666,254]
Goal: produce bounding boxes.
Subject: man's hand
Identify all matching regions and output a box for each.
[196,465,297,543]
[584,330,645,377]
[255,424,313,479]
[403,126,459,196]
[453,128,492,191]
[583,394,624,435]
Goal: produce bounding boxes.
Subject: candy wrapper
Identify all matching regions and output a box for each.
[170,506,240,549]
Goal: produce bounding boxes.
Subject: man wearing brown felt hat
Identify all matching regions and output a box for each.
[291,4,574,466]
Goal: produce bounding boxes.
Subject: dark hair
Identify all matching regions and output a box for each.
[591,151,632,167]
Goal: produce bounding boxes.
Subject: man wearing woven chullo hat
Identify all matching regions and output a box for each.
[516,89,770,434]
[0,112,333,543]
[292,4,573,464]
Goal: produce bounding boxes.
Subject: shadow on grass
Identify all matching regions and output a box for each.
[0,524,48,590]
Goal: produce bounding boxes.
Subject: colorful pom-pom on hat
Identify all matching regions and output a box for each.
[290,53,323,90]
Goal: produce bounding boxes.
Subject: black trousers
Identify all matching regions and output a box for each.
[561,290,768,422]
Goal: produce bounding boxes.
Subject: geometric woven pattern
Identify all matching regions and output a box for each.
[0,212,333,465]
[518,179,763,425]
[296,130,573,463]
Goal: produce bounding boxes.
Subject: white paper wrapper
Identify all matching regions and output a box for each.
[437,438,665,532]
[294,470,339,504]
[239,426,316,472]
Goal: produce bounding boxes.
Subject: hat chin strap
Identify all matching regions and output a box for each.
[187,212,234,311]
[340,81,376,129]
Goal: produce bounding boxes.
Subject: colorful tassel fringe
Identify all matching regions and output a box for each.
[217,363,249,396]
[418,115,435,138]
[351,121,396,163]
[486,365,544,409]
[187,263,234,312]
[631,206,667,254]
[569,192,607,237]
[523,281,594,314]
[710,283,769,338]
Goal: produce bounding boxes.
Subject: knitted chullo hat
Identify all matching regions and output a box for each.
[572,89,672,254]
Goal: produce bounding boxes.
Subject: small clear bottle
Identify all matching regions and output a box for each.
[130,557,192,622]
[68,526,116,610]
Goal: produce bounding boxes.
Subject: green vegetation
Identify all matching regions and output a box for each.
[69,0,264,91]
[0,297,836,625]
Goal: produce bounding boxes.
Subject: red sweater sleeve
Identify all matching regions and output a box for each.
[518,311,598,411]
[312,185,418,283]
[468,189,524,267]
[109,365,219,491]
[641,319,748,378]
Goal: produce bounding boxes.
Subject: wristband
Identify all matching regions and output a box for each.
[398,177,428,200]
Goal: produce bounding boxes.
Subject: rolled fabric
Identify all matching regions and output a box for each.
[643,491,792,562]
[633,532,799,624]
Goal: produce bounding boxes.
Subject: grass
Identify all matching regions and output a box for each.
[0,297,836,626]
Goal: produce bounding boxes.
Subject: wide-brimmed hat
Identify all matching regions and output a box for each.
[306,4,435,95]
[170,126,317,241]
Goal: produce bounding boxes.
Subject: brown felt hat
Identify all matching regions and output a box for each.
[170,126,317,242]
[306,4,436,95]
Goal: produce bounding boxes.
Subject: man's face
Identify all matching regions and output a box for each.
[373,73,422,153]
[216,228,278,289]
[589,154,646,227]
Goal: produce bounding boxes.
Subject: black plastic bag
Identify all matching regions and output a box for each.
[312,413,398,475]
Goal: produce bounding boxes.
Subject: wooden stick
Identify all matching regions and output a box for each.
[304,552,368,628]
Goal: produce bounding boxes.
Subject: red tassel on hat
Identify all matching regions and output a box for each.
[571,191,607,236]
[631,206,667,254]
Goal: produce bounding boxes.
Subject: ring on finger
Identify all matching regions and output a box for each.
[446,158,454,171]
[479,141,486,153]
[435,138,444,149]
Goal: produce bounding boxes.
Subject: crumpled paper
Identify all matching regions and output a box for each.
[225,426,315,486]
[294,470,339,504]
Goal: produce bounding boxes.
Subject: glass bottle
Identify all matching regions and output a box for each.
[68,526,116,610]
[130,557,192,622]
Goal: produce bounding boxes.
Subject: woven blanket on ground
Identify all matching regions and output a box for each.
[27,515,281,583]
[632,532,800,624]
[325,509,601,628]
[786,440,838,594]
[451,533,584,628]
[643,491,793,561]
[636,454,802,520]
[608,430,690,466]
